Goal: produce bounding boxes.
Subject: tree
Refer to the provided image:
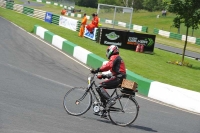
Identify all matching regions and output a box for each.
[75,0,98,8]
[132,0,144,10]
[98,0,122,6]
[121,0,144,10]
[169,0,200,65]
[142,0,163,12]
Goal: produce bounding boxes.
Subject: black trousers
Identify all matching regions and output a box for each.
[101,77,123,89]
[97,75,126,105]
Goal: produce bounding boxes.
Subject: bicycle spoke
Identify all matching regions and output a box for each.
[108,97,139,126]
[63,87,92,116]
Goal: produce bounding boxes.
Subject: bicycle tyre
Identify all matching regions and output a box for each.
[108,96,139,126]
[63,87,92,116]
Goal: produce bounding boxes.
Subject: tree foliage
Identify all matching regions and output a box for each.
[98,0,122,6]
[169,0,200,64]
[132,0,144,10]
[75,0,170,11]
[74,0,98,8]
[142,0,163,12]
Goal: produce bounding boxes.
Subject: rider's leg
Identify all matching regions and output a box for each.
[96,85,115,109]
[100,77,123,109]
[99,88,116,109]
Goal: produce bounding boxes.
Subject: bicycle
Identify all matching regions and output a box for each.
[63,72,139,126]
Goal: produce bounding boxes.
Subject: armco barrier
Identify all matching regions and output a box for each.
[33,0,68,8]
[182,35,196,44]
[142,26,148,33]
[159,30,170,38]
[154,28,200,45]
[153,28,159,34]
[170,32,182,40]
[196,38,200,45]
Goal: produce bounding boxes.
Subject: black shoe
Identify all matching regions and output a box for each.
[101,112,108,119]
[105,99,116,110]
[93,112,100,116]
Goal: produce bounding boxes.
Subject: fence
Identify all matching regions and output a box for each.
[153,28,200,45]
[66,12,149,33]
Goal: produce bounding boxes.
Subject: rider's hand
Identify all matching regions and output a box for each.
[97,75,102,79]
[90,68,99,74]
[97,74,108,79]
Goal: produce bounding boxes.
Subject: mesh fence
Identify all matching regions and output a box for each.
[49,0,75,7]
[97,4,133,29]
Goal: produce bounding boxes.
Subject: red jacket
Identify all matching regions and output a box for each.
[99,54,126,76]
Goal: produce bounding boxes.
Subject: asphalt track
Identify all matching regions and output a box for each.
[155,43,200,60]
[0,17,200,133]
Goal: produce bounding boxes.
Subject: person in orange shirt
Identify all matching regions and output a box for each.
[61,8,66,15]
[94,13,99,28]
[79,13,87,37]
[86,13,99,33]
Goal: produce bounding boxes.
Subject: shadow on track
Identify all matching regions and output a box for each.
[72,115,158,132]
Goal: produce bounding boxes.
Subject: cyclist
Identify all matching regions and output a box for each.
[91,45,126,116]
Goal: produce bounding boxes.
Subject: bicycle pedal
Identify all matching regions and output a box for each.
[101,114,108,119]
[93,112,101,116]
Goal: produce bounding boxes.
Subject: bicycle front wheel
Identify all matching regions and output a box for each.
[63,87,92,116]
[108,96,139,126]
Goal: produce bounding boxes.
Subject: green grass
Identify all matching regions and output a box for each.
[0,7,200,92]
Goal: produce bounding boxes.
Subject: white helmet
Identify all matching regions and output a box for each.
[106,45,119,59]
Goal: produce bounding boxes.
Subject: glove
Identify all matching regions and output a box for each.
[97,75,103,79]
[90,68,99,74]
[97,74,108,79]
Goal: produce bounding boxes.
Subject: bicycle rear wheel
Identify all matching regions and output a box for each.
[63,87,92,116]
[108,96,139,126]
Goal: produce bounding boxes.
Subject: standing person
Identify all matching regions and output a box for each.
[91,45,126,117]
[164,10,167,16]
[79,13,87,37]
[162,10,164,16]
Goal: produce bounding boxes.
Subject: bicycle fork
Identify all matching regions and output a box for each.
[75,88,90,105]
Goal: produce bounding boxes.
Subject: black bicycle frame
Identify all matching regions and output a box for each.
[77,75,133,112]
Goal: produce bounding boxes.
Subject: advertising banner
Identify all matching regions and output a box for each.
[59,16,78,31]
[84,27,98,41]
[126,32,156,52]
[99,28,156,53]
[44,12,52,23]
[99,28,128,47]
